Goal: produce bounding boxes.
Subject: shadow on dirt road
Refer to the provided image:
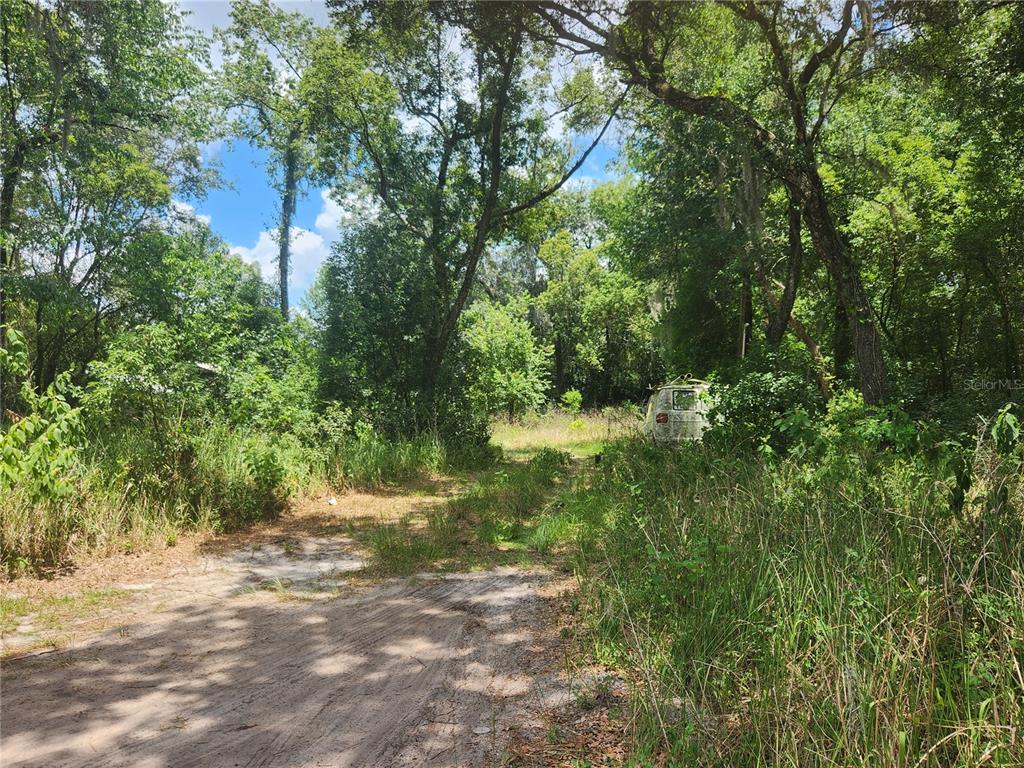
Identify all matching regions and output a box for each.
[2,525,564,767]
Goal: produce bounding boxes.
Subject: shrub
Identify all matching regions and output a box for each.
[190,426,294,528]
[83,323,204,440]
[221,324,321,440]
[560,388,583,414]
[0,329,83,502]
[462,296,552,420]
[706,369,821,452]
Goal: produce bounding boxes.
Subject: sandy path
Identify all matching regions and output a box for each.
[0,532,561,767]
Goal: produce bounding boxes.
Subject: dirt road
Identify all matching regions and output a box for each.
[1,524,563,767]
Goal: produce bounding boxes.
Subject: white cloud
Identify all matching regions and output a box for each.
[314,188,378,236]
[199,139,225,163]
[314,189,346,234]
[230,226,328,289]
[228,187,378,299]
[171,199,212,226]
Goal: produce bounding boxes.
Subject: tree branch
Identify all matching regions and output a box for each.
[798,0,855,89]
[500,88,626,220]
[353,105,425,240]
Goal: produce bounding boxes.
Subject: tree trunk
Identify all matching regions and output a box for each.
[803,170,888,404]
[604,322,613,405]
[33,298,44,391]
[766,188,803,347]
[0,157,21,350]
[755,263,832,400]
[277,128,300,320]
[737,271,752,358]
[419,48,518,420]
[553,334,565,393]
[421,330,443,429]
[975,253,1020,380]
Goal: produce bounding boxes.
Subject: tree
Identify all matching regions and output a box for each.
[218,0,366,319]
[311,217,456,435]
[14,134,206,392]
[328,1,622,422]
[530,0,895,403]
[462,296,550,419]
[0,0,203,349]
[536,224,658,404]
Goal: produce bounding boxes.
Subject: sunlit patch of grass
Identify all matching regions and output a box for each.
[490,408,639,460]
[367,449,572,575]
[524,510,578,554]
[0,594,30,634]
[327,433,498,490]
[1,587,132,648]
[367,522,448,576]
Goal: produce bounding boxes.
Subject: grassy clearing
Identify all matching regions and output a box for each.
[490,408,639,459]
[366,448,573,575]
[363,410,635,576]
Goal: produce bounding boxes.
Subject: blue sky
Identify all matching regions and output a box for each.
[178,1,622,308]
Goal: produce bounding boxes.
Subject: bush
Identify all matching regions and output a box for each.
[221,323,321,440]
[0,329,83,502]
[187,427,286,528]
[83,323,205,440]
[462,296,552,420]
[706,369,821,452]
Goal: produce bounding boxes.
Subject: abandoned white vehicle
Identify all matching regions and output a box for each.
[643,378,712,446]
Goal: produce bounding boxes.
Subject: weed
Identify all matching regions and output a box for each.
[0,594,30,634]
[0,422,483,576]
[1,589,130,644]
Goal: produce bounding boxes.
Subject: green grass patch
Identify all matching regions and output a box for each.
[367,448,573,575]
[0,594,31,634]
[490,408,638,459]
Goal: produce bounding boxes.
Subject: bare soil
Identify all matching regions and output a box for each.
[0,490,570,767]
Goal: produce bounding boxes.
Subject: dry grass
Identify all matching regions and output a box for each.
[491,408,640,459]
[0,480,464,656]
[0,587,132,655]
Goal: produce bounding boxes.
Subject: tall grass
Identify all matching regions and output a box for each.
[543,437,1024,766]
[326,433,447,488]
[1,427,293,574]
[1,425,491,576]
